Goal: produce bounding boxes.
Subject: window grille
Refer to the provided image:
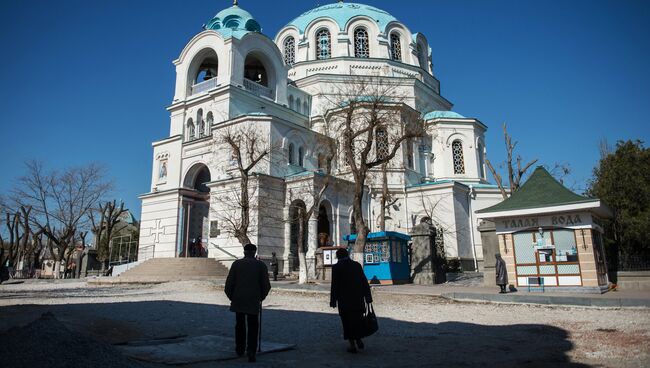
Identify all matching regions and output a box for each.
[284,37,295,66]
[390,33,401,61]
[375,128,389,160]
[316,29,331,60]
[354,28,369,58]
[452,140,465,174]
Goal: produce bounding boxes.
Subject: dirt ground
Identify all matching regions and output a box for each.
[1,280,649,367]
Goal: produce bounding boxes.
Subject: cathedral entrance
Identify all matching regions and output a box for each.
[288,200,307,272]
[178,164,211,258]
[317,200,333,247]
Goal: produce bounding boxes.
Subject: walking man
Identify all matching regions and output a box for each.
[225,244,271,362]
[495,253,508,293]
[270,252,279,281]
[330,248,372,353]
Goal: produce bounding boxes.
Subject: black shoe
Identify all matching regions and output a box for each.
[355,339,364,350]
[248,352,256,363]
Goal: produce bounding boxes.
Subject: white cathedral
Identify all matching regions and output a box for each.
[138,1,504,276]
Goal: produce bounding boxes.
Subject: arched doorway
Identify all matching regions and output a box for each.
[317,200,333,247]
[179,164,211,258]
[288,200,307,272]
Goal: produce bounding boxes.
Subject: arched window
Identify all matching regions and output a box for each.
[284,36,295,66]
[406,138,414,169]
[288,95,294,110]
[354,28,369,58]
[206,112,213,136]
[298,147,305,167]
[390,33,402,61]
[317,153,324,170]
[316,29,331,60]
[288,143,295,165]
[187,118,195,141]
[452,140,465,174]
[197,109,204,137]
[417,43,428,70]
[375,127,388,161]
[303,101,309,116]
[296,98,302,113]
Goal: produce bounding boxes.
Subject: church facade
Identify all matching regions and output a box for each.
[138,1,503,275]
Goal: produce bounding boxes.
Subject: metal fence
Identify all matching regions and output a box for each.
[618,254,650,272]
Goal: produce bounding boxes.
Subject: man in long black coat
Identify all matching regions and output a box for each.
[225,244,271,362]
[495,253,508,293]
[330,248,372,353]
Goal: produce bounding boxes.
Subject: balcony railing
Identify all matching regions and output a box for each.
[243,78,273,99]
[191,78,218,96]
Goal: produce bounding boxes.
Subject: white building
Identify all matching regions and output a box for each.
[138,1,503,275]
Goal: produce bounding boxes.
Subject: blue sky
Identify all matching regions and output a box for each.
[1,0,649,218]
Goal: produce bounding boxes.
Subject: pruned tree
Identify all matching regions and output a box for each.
[216,125,271,246]
[12,161,112,278]
[321,76,426,260]
[486,123,538,199]
[91,200,127,271]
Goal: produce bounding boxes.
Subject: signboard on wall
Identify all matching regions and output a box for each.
[495,212,594,234]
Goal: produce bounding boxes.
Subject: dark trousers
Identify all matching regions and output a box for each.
[235,312,259,354]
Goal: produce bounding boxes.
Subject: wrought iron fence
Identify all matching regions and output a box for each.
[618,254,650,271]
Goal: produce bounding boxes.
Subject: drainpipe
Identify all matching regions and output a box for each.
[468,185,478,272]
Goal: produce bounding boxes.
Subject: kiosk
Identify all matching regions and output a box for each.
[344,231,411,284]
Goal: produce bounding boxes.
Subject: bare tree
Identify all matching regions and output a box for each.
[91,200,127,271]
[321,77,425,260]
[216,125,271,246]
[486,123,538,199]
[12,161,112,278]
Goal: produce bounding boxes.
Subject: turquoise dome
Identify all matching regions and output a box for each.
[424,111,466,120]
[205,5,262,39]
[286,2,398,34]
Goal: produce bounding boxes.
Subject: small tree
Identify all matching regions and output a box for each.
[485,123,538,199]
[322,77,425,260]
[91,200,127,271]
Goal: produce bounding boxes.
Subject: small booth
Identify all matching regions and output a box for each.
[344,231,411,285]
[477,167,612,293]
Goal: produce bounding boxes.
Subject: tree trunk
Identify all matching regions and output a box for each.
[379,163,388,231]
[297,207,307,284]
[54,260,61,279]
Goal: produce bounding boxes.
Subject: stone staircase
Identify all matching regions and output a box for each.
[113,258,230,282]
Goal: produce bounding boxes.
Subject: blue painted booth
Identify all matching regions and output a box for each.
[344,231,411,285]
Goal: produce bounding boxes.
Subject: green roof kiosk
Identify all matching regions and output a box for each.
[477,167,612,293]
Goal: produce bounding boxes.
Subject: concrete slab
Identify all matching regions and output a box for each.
[116,334,295,365]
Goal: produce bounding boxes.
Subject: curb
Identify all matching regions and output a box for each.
[440,292,650,308]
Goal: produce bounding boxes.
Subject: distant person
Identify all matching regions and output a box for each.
[495,253,508,293]
[225,243,271,363]
[270,252,279,281]
[330,248,372,353]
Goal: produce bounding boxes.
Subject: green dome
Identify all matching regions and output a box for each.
[424,111,466,120]
[205,5,261,39]
[285,2,398,34]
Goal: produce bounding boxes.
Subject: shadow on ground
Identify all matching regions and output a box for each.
[0,300,588,367]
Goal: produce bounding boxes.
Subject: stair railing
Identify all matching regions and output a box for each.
[210,242,239,261]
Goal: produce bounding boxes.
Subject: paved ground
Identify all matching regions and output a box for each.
[1,279,649,367]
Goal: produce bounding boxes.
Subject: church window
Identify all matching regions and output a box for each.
[354,28,369,58]
[288,95,294,110]
[197,109,204,137]
[303,101,309,116]
[316,29,331,60]
[206,112,213,136]
[375,127,389,161]
[452,140,466,174]
[288,143,295,165]
[390,33,401,61]
[317,153,324,170]
[406,138,414,169]
[284,36,295,66]
[296,98,302,113]
[187,118,195,141]
[417,43,428,70]
[298,147,305,167]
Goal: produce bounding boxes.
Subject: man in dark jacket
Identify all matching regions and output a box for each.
[225,244,271,362]
[495,253,508,293]
[330,248,372,353]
